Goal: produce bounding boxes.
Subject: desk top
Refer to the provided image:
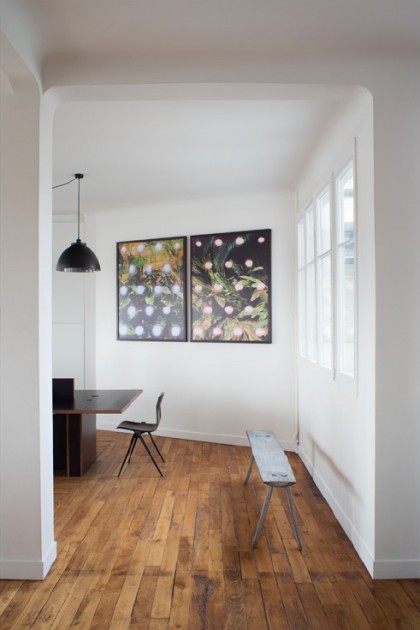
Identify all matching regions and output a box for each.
[53,389,143,414]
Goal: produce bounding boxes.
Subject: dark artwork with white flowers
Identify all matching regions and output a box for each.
[117,237,187,341]
[191,229,272,342]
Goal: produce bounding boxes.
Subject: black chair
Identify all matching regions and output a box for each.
[117,392,165,477]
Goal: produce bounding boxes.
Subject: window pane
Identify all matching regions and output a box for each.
[306,262,317,361]
[298,269,306,356]
[305,206,315,262]
[297,217,305,269]
[318,254,332,368]
[317,188,331,255]
[337,164,354,244]
[338,241,355,375]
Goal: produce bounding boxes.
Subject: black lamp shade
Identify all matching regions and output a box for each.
[56,238,101,272]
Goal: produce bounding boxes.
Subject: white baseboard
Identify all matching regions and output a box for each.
[298,444,375,577]
[97,419,297,452]
[298,445,420,579]
[372,559,420,579]
[0,540,57,580]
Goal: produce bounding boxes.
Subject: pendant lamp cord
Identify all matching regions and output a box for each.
[77,176,81,241]
[52,176,77,189]
[52,173,84,242]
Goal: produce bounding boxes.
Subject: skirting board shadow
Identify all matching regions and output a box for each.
[97,418,298,452]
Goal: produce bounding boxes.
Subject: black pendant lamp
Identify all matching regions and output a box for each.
[56,173,101,272]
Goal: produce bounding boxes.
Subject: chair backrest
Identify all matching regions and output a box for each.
[155,392,165,427]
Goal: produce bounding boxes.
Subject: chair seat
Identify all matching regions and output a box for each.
[117,420,157,432]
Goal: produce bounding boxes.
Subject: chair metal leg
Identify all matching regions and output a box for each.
[286,486,303,551]
[138,434,163,477]
[252,485,273,548]
[128,434,138,463]
[118,434,136,477]
[148,432,165,462]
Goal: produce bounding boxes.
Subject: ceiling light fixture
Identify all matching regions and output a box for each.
[55,173,101,272]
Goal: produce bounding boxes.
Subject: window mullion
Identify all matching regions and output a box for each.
[330,169,338,379]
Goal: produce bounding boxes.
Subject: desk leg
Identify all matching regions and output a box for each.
[67,413,97,476]
[54,413,97,477]
[53,414,68,472]
[68,414,82,476]
[81,413,96,475]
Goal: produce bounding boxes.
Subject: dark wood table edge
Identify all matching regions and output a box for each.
[53,389,143,476]
[53,389,143,414]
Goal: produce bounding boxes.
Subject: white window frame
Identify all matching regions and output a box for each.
[335,158,357,379]
[305,204,317,362]
[297,153,357,380]
[315,184,333,370]
[297,216,306,357]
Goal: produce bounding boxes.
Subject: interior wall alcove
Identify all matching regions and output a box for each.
[50,81,380,577]
[49,70,420,579]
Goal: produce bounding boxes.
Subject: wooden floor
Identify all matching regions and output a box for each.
[0,432,419,629]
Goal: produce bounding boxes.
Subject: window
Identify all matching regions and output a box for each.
[297,158,356,378]
[305,206,317,361]
[297,217,306,357]
[336,162,355,376]
[316,186,332,369]
[297,206,317,361]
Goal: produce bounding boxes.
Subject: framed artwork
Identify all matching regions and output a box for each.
[190,229,272,342]
[117,236,187,341]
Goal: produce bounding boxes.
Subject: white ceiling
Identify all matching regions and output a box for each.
[2,0,420,214]
[4,1,420,71]
[52,94,348,212]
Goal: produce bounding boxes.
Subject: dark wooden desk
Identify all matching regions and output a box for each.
[53,389,142,477]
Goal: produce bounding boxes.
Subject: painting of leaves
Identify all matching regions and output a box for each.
[117,236,187,341]
[191,229,271,342]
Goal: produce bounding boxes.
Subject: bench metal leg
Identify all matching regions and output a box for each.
[286,486,302,551]
[244,455,254,485]
[252,485,273,548]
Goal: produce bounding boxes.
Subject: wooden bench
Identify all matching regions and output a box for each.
[244,429,302,550]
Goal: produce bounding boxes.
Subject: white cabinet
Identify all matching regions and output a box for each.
[52,220,85,388]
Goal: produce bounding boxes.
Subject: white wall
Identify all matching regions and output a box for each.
[270,57,420,578]
[371,62,420,579]
[89,191,298,448]
[296,91,377,576]
[0,35,56,580]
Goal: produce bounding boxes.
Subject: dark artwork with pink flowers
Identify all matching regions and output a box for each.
[117,236,187,341]
[190,229,272,342]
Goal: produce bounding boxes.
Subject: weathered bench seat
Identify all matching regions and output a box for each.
[244,429,302,550]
